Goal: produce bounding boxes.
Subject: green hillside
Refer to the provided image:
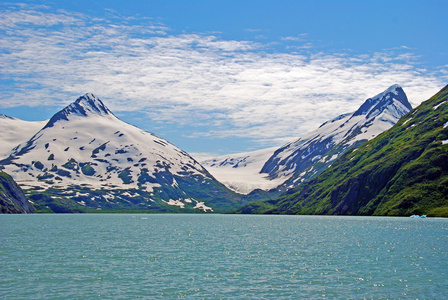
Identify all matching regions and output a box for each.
[238,85,448,217]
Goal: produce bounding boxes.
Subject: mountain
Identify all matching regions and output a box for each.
[0,170,35,214]
[0,114,47,159]
[0,93,243,213]
[204,85,412,199]
[260,84,412,190]
[241,84,448,217]
[200,147,283,194]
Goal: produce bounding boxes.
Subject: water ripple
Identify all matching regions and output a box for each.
[1,214,447,299]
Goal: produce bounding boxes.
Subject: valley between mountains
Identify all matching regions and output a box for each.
[1,84,448,216]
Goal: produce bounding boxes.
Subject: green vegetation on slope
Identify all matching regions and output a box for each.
[24,172,245,214]
[238,85,448,217]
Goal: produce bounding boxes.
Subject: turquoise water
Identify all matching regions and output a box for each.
[1,214,447,299]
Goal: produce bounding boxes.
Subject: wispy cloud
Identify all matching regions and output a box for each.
[1,4,446,150]
[280,33,308,42]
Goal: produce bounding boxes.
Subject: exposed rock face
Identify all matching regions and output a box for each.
[0,170,35,213]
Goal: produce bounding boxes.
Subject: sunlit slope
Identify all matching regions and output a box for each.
[240,85,448,217]
[0,114,47,159]
[206,85,412,200]
[0,94,243,213]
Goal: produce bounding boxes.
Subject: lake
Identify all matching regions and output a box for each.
[1,214,447,299]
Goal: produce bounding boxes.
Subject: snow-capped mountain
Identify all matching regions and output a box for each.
[0,94,242,213]
[261,84,412,189]
[0,114,47,159]
[202,84,412,196]
[200,147,283,194]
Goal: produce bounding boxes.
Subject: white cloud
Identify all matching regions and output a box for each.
[0,4,447,151]
[281,34,308,42]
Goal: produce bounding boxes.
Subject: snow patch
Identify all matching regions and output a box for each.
[433,101,446,110]
[329,154,339,161]
[163,199,185,208]
[121,191,138,198]
[194,201,213,212]
[402,118,412,126]
[311,155,322,162]
[75,192,89,197]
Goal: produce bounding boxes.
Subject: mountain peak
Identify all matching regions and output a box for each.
[352,84,411,118]
[383,84,401,94]
[73,93,112,116]
[260,85,412,185]
[44,93,114,128]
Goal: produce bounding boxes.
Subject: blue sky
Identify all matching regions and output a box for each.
[1,0,447,158]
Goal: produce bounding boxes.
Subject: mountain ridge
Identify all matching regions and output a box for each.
[258,84,412,192]
[237,84,448,217]
[0,94,244,213]
[203,85,412,198]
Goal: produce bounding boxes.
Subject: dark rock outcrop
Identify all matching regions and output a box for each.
[0,170,35,213]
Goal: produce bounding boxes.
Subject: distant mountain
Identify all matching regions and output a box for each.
[239,85,448,217]
[0,170,35,214]
[0,93,243,213]
[0,114,47,158]
[200,147,282,194]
